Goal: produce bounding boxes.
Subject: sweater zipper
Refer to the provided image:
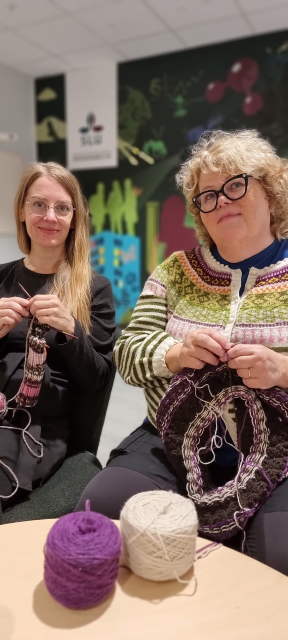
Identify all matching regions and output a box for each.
[230,295,242,342]
[229,273,252,342]
[230,272,255,341]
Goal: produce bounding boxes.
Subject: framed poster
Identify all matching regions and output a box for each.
[66,64,117,170]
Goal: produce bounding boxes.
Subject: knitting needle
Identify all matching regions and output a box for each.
[18,282,78,340]
[18,282,31,299]
[61,331,78,339]
[19,283,50,347]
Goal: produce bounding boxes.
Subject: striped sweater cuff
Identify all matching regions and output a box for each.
[152,336,182,378]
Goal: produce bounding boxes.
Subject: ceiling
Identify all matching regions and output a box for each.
[0,0,287,77]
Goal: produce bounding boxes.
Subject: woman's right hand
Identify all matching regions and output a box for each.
[0,297,30,338]
[165,328,231,374]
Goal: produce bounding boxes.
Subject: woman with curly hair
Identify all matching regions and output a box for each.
[77,129,288,574]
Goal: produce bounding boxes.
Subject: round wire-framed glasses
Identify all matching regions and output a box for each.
[25,197,75,218]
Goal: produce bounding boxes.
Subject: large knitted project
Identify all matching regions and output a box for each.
[156,364,288,540]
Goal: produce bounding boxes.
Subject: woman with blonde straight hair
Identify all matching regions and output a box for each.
[0,162,115,518]
[15,161,92,331]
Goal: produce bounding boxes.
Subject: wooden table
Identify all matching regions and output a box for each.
[1,518,288,640]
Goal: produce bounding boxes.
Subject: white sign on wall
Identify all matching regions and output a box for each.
[66,63,118,171]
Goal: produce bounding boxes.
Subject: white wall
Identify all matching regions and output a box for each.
[0,63,35,164]
[0,147,25,263]
[0,235,24,264]
[0,63,35,263]
[0,149,24,233]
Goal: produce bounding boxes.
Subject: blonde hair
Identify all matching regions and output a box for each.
[176,129,288,247]
[14,162,92,332]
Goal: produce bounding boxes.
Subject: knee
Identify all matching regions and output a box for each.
[75,468,120,519]
[246,511,288,576]
[75,466,159,520]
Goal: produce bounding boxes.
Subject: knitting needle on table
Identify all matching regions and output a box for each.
[18,282,78,340]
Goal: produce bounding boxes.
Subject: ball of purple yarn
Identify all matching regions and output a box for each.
[44,505,122,609]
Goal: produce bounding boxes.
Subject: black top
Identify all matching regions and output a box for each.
[0,259,115,497]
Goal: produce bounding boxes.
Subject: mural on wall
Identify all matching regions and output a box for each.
[36,75,66,167]
[36,30,288,324]
[89,177,141,323]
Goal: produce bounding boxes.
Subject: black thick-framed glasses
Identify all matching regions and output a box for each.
[192,173,250,213]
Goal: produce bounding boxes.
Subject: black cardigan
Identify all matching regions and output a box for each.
[0,259,115,499]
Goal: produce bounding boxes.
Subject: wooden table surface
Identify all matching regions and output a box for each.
[1,518,288,640]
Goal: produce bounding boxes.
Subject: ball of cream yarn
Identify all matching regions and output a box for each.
[120,490,198,582]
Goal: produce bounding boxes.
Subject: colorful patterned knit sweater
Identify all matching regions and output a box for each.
[114,245,288,426]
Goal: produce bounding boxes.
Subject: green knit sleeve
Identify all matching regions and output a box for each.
[113,264,181,388]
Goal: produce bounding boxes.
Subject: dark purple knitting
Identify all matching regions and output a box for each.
[156,363,288,541]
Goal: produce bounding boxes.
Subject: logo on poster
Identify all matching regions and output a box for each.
[79,112,104,146]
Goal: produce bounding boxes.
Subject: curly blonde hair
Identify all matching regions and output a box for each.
[176,129,288,247]
[15,162,92,332]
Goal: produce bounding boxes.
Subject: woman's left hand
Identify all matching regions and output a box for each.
[28,294,75,336]
[220,343,288,389]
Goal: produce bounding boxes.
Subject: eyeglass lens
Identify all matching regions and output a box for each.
[195,176,247,213]
[27,197,73,217]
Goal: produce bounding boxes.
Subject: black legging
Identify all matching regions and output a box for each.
[76,422,288,576]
